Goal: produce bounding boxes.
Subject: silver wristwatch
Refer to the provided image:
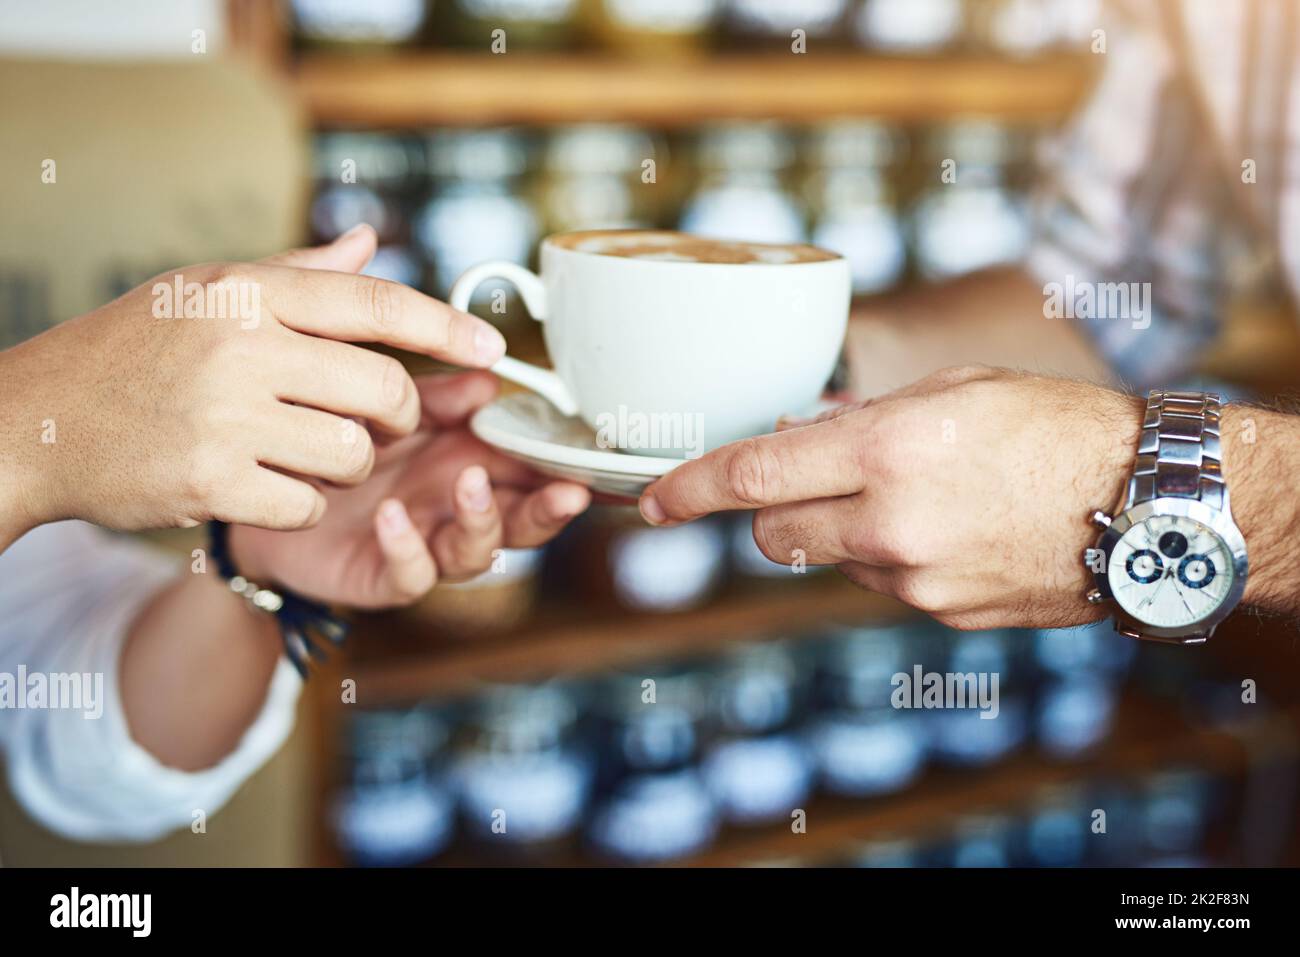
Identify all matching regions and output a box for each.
[1083,390,1248,644]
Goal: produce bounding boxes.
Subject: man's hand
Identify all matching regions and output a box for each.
[640,367,1144,630]
[0,225,508,547]
[227,371,591,609]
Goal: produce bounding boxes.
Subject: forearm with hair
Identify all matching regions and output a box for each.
[1220,404,1300,617]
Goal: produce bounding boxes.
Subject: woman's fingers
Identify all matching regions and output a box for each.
[499,481,591,549]
[256,404,376,487]
[254,263,506,367]
[214,467,327,531]
[276,333,421,437]
[414,371,499,428]
[424,427,557,489]
[377,473,589,596]
[430,465,505,581]
[374,498,437,601]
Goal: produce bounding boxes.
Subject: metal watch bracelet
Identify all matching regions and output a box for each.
[1124,390,1226,512]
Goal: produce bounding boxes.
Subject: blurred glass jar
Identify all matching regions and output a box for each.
[927,628,1031,766]
[910,121,1032,280]
[543,507,725,613]
[1032,620,1137,679]
[679,124,806,244]
[1035,673,1117,759]
[311,184,396,244]
[803,121,908,295]
[332,706,455,866]
[1141,768,1214,865]
[310,133,427,245]
[1087,784,1142,866]
[846,833,926,867]
[313,132,427,196]
[854,0,965,53]
[722,0,852,48]
[969,0,1103,54]
[533,124,660,235]
[701,641,814,825]
[1024,785,1089,866]
[1050,0,1103,50]
[451,682,593,852]
[292,0,429,48]
[435,0,579,48]
[361,245,425,290]
[608,516,728,612]
[1032,620,1134,759]
[594,665,709,777]
[967,0,1058,57]
[588,665,720,861]
[806,623,928,797]
[588,770,720,862]
[947,811,1017,867]
[415,129,539,300]
[414,547,543,633]
[582,0,720,57]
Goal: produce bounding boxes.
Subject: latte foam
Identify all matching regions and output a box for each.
[548,230,840,265]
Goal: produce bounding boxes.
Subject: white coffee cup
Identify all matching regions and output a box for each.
[450,230,850,458]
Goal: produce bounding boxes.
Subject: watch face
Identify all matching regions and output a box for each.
[1106,514,1235,629]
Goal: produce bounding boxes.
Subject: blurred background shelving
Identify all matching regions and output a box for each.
[221,0,1300,869]
[4,0,1297,869]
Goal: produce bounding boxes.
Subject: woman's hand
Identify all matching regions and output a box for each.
[116,368,590,775]
[227,371,591,609]
[0,226,507,547]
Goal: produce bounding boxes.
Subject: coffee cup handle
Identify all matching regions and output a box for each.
[449,261,579,417]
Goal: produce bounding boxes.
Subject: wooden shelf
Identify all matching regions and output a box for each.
[343,576,907,703]
[294,52,1095,128]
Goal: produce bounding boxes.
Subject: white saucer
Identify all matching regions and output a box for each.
[470,392,685,498]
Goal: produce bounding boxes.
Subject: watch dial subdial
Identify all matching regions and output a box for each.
[1157,530,1188,558]
[1125,549,1163,584]
[1177,554,1216,589]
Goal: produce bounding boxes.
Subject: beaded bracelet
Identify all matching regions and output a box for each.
[206,521,349,678]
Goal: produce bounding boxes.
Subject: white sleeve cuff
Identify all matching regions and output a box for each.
[1,522,303,842]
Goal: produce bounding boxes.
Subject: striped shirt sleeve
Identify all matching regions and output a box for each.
[1025,0,1231,387]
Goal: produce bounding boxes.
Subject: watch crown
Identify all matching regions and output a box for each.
[1090,510,1112,528]
[1086,588,1105,605]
